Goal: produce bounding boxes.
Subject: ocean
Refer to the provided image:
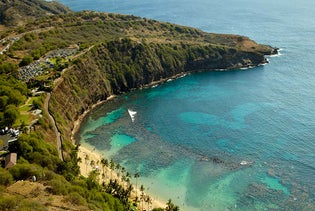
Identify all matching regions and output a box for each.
[58,0,315,210]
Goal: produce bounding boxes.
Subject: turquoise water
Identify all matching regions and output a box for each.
[60,0,315,210]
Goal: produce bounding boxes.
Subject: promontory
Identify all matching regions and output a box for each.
[0,0,277,210]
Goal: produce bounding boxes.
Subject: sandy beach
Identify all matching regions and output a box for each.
[72,95,166,210]
[77,145,166,210]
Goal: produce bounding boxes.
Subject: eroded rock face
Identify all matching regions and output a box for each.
[49,38,276,144]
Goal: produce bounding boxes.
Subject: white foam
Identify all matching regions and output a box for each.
[240,160,253,166]
[268,48,283,57]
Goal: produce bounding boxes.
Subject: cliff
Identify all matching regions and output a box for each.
[0,0,277,151]
[49,36,276,144]
[0,1,277,209]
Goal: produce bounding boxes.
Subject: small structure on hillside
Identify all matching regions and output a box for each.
[5,153,17,169]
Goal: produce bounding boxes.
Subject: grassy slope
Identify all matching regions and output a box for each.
[0,1,277,210]
[0,0,71,26]
[40,12,275,144]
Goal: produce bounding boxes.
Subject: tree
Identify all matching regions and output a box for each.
[146,195,152,211]
[86,170,99,190]
[84,154,89,174]
[115,163,121,180]
[110,159,115,179]
[32,98,42,109]
[90,160,95,169]
[100,158,108,182]
[0,62,18,74]
[140,185,145,211]
[0,96,9,109]
[4,104,19,126]
[121,167,126,176]
[134,172,140,200]
[166,199,180,211]
[19,55,33,67]
[125,171,131,190]
[0,167,13,186]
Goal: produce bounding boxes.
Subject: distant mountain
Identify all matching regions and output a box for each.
[0,0,72,26]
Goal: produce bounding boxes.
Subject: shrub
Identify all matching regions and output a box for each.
[19,199,46,211]
[4,104,19,126]
[19,55,33,67]
[0,167,13,186]
[64,192,86,206]
[9,163,43,181]
[46,176,70,195]
[152,208,164,211]
[0,195,18,210]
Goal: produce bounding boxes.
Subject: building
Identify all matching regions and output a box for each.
[5,153,17,169]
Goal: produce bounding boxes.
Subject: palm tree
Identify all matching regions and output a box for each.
[110,159,115,179]
[126,177,131,188]
[126,172,131,182]
[140,185,145,211]
[145,195,152,211]
[116,163,121,180]
[121,175,125,188]
[84,154,89,174]
[134,172,140,201]
[100,158,108,182]
[127,183,133,197]
[90,160,95,169]
[121,167,126,178]
[166,199,180,211]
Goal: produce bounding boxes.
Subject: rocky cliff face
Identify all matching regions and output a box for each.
[49,38,276,143]
[0,0,276,151]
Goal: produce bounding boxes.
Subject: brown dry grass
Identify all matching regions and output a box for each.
[6,180,91,211]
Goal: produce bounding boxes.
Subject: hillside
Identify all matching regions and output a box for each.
[0,0,71,26]
[0,0,277,210]
[42,12,276,144]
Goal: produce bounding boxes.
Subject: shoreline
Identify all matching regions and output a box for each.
[70,95,116,144]
[77,144,166,209]
[71,94,166,209]
[70,61,278,209]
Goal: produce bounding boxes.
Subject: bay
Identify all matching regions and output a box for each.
[58,0,315,210]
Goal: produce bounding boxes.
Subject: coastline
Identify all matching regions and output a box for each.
[70,95,116,144]
[77,144,166,209]
[71,94,166,209]
[70,58,279,210]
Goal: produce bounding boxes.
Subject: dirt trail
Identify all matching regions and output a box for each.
[42,45,95,161]
[44,93,63,161]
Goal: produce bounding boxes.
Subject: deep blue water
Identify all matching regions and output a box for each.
[58,0,315,210]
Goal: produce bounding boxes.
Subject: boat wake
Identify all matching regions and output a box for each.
[128,109,137,122]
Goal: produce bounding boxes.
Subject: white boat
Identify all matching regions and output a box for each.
[128,109,137,122]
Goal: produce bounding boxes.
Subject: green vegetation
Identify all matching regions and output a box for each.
[166,199,180,211]
[0,0,275,210]
[0,0,71,26]
[0,130,129,210]
[0,167,13,186]
[0,75,28,128]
